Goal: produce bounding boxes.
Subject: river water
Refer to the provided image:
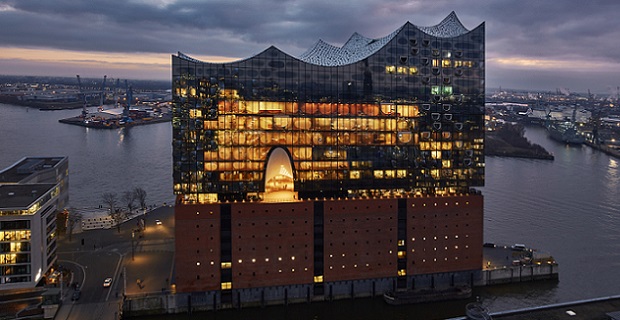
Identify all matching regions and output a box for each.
[1,103,619,318]
[0,103,175,209]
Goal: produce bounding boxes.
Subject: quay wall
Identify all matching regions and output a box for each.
[123,264,558,317]
[478,263,558,286]
[123,271,480,316]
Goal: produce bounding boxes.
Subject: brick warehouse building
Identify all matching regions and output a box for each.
[172,12,485,309]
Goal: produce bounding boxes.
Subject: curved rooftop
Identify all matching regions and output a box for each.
[179,12,473,68]
[298,11,471,67]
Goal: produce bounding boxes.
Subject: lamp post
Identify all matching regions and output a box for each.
[131,230,135,261]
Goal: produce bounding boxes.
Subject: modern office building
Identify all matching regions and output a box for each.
[172,12,484,309]
[0,157,69,290]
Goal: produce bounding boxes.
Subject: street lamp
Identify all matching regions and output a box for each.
[131,230,135,261]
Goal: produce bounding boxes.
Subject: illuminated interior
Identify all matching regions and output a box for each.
[263,148,297,202]
[172,18,485,204]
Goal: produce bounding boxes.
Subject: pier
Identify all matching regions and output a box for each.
[479,245,559,286]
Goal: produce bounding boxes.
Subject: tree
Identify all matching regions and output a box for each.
[102,192,123,233]
[134,187,147,210]
[122,191,137,216]
[102,192,118,215]
[56,209,69,237]
[66,208,83,242]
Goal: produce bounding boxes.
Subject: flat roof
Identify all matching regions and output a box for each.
[0,157,66,184]
[0,184,56,209]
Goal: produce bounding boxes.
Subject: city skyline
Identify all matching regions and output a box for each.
[1,0,620,93]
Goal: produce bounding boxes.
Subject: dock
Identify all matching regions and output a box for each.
[449,295,620,320]
[479,244,558,286]
[58,114,171,129]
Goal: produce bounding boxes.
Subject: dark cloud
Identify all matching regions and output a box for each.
[1,0,620,91]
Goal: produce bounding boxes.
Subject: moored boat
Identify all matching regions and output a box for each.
[546,121,584,145]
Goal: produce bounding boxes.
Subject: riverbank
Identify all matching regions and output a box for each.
[486,124,554,160]
[449,295,620,320]
[585,141,620,159]
[58,114,171,129]
[0,95,85,110]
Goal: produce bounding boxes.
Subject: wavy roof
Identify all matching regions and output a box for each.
[178,12,473,67]
[298,11,470,67]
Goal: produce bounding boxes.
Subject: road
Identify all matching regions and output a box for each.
[55,206,175,320]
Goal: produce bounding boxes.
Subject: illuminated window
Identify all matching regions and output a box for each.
[431,86,440,95]
[221,282,232,290]
[221,262,232,269]
[442,86,453,95]
[398,240,405,246]
[373,170,384,179]
[385,66,396,74]
[314,275,324,283]
[432,59,440,67]
[397,251,406,259]
[442,60,452,68]
[409,67,418,75]
[398,269,407,276]
[350,171,361,179]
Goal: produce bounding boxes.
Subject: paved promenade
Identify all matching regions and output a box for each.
[54,205,175,320]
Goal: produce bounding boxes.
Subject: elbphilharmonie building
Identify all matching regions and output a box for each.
[172,12,485,309]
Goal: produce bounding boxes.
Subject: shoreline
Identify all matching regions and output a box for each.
[58,115,171,129]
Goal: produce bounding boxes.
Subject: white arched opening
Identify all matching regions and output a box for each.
[263,148,297,202]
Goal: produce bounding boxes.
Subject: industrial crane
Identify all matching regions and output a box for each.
[76,75,88,119]
[98,75,107,112]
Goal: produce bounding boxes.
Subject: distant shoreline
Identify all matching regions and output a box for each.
[0,95,86,110]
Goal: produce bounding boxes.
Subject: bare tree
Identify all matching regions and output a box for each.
[102,192,118,215]
[66,208,83,242]
[110,210,126,233]
[122,191,137,216]
[102,192,123,233]
[134,187,147,210]
[56,209,69,237]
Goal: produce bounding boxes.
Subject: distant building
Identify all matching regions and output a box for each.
[0,157,68,290]
[172,12,485,309]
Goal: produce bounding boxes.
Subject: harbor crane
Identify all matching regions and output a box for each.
[76,75,88,119]
[98,75,107,111]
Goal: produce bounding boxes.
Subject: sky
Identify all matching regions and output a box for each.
[1,0,620,94]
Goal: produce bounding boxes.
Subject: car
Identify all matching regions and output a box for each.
[155,219,162,225]
[71,290,81,301]
[103,277,113,287]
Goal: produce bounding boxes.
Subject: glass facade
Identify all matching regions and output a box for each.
[172,14,485,203]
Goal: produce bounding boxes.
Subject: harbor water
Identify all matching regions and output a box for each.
[1,103,619,318]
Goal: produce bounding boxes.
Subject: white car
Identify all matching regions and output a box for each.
[155,219,162,225]
[103,277,113,287]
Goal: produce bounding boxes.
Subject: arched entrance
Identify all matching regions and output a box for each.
[262,147,297,202]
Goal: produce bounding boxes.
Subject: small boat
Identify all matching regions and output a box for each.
[383,286,472,305]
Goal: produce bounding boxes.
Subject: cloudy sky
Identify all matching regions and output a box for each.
[1,0,620,93]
